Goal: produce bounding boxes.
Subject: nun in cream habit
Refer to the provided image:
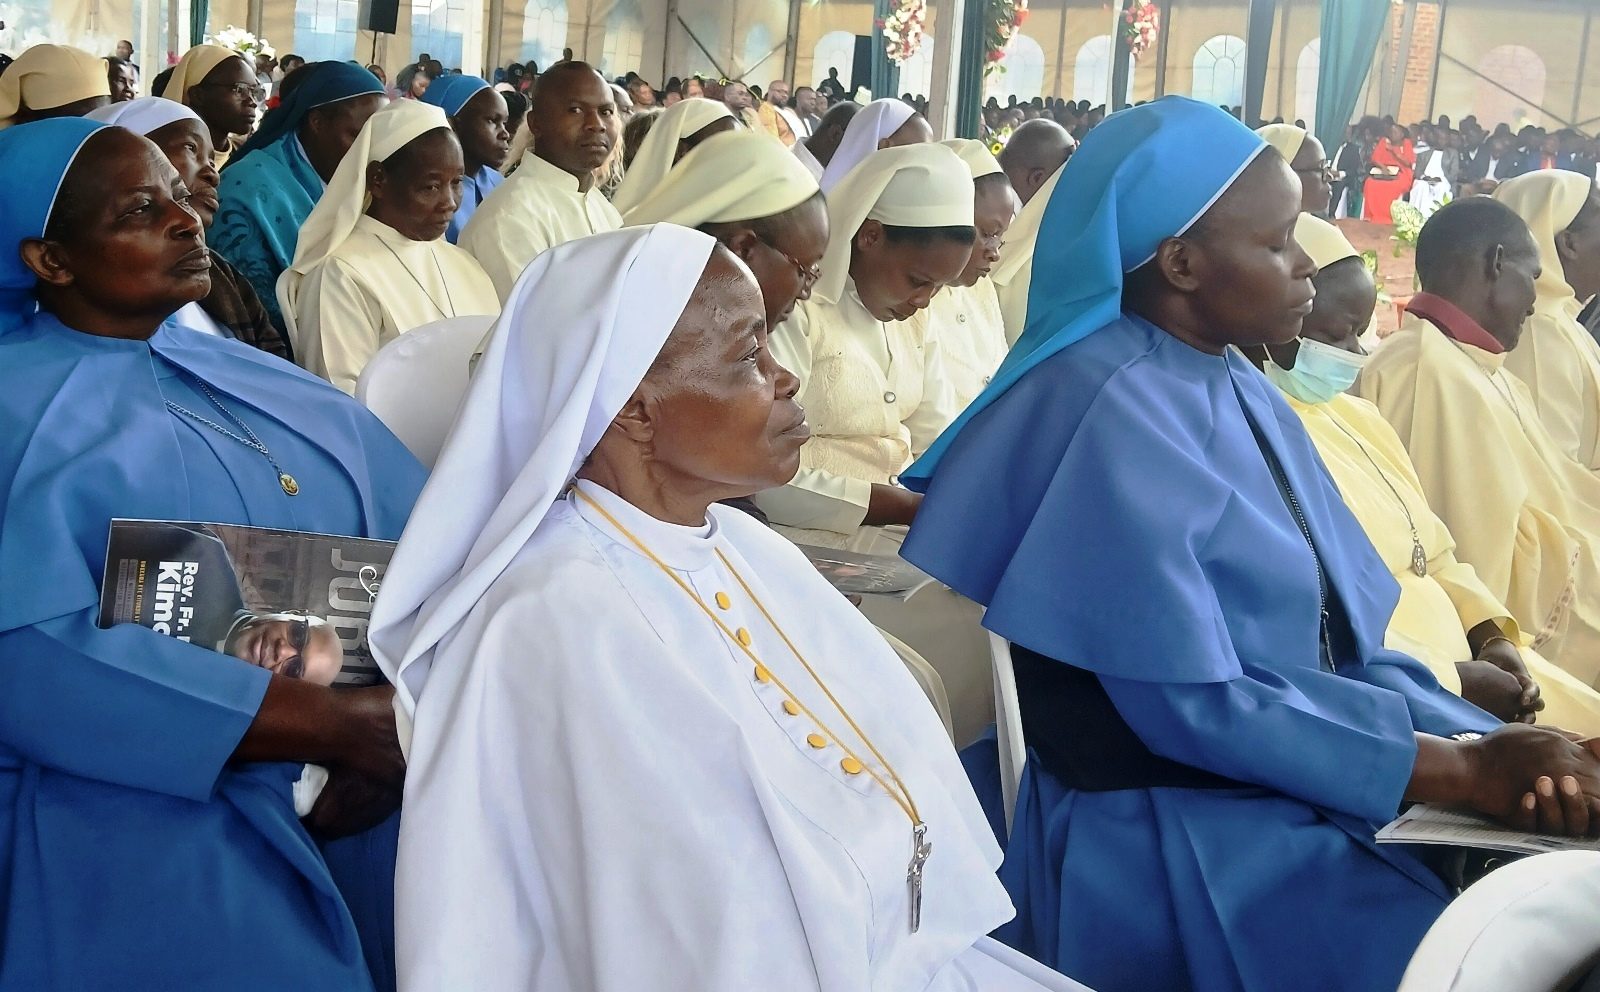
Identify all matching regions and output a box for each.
[608,97,735,216]
[991,165,1064,345]
[367,224,1086,992]
[755,143,994,745]
[1494,170,1600,470]
[926,139,1020,410]
[279,100,499,394]
[1268,213,1600,734]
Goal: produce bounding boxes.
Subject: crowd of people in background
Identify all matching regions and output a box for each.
[6,29,1600,992]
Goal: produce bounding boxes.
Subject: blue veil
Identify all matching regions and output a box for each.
[228,61,383,167]
[903,97,1266,488]
[420,74,490,116]
[0,118,104,335]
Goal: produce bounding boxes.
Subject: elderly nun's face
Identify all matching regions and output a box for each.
[148,118,221,226]
[24,127,210,336]
[1158,151,1316,351]
[637,248,808,495]
[366,127,466,242]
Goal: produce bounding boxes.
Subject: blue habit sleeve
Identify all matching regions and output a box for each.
[1100,661,1420,823]
[0,609,268,800]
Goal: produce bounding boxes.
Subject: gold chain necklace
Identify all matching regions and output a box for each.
[574,487,932,933]
[1324,414,1427,576]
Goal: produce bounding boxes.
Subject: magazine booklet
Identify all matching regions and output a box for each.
[97,519,397,687]
[796,544,936,601]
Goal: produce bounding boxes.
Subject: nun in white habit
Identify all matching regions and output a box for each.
[608,96,736,216]
[279,99,500,393]
[368,224,1087,992]
[819,97,934,192]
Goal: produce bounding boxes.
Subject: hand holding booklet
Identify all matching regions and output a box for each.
[98,519,398,815]
[1378,803,1600,856]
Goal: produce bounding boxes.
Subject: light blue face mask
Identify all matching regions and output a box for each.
[1263,337,1369,405]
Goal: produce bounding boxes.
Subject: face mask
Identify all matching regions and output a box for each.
[1263,337,1369,405]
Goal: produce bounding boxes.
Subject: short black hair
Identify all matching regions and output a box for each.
[973,172,1012,197]
[881,224,977,248]
[1414,196,1533,292]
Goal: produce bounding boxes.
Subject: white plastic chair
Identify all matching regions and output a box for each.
[988,629,1026,835]
[1399,850,1600,992]
[354,315,497,469]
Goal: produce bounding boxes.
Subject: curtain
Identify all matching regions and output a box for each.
[190,0,208,48]
[871,0,901,101]
[953,0,985,138]
[1314,0,1388,153]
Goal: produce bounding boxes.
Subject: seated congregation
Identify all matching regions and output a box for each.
[6,39,1600,992]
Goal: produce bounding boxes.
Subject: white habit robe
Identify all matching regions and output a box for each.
[394,480,1080,991]
[926,278,1009,411]
[292,216,499,394]
[459,153,624,300]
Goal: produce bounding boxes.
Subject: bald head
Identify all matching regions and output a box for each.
[998,119,1075,205]
[806,101,861,165]
[528,61,618,184]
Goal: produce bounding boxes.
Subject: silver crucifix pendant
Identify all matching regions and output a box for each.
[907,821,932,934]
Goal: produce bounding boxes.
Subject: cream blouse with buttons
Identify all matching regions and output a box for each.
[925,277,1008,412]
[756,283,962,547]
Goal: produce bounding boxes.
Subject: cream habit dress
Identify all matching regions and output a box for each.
[1356,311,1600,686]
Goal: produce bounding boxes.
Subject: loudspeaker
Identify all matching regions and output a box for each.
[358,0,399,35]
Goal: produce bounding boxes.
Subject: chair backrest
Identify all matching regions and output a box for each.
[355,315,497,469]
[988,630,1026,835]
[1399,850,1600,992]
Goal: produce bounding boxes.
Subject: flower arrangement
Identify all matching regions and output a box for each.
[207,25,275,61]
[1389,200,1425,256]
[878,0,927,66]
[1121,0,1160,61]
[983,0,1029,78]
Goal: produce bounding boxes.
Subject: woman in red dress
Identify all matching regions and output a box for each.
[1363,123,1416,224]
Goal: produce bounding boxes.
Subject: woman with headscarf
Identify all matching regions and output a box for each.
[212,61,387,331]
[902,97,1600,992]
[818,96,934,192]
[1363,122,1416,224]
[87,97,288,357]
[609,96,736,215]
[419,73,510,242]
[1494,170,1600,470]
[281,100,498,394]
[925,139,1021,410]
[0,43,109,127]
[160,43,262,165]
[1257,121,1332,217]
[0,118,425,991]
[369,224,1084,992]
[1257,212,1600,735]
[755,143,994,743]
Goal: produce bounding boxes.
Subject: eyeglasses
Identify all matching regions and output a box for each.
[201,81,265,102]
[760,238,822,288]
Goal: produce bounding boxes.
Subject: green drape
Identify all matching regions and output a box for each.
[871,0,902,101]
[954,0,986,138]
[1315,0,1388,152]
[189,0,209,48]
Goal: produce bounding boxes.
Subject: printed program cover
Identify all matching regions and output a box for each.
[97,519,397,686]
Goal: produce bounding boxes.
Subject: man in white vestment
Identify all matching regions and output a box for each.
[368,224,1091,992]
[459,61,623,299]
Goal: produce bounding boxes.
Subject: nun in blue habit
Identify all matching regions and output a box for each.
[902,98,1600,992]
[212,61,385,332]
[420,73,507,243]
[0,120,424,989]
